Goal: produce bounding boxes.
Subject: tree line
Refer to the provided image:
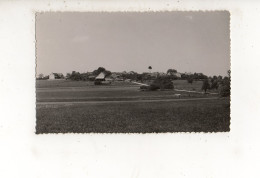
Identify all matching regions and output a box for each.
[37,67,230,97]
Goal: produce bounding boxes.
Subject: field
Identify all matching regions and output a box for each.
[36,80,230,133]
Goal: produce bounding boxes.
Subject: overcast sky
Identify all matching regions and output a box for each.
[36,11,230,76]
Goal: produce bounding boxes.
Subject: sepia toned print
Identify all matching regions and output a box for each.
[36,11,230,133]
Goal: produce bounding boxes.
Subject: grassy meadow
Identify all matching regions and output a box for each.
[36,80,230,133]
[36,79,138,88]
[36,98,230,133]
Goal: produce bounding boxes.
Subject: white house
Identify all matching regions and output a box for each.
[174,72,182,78]
[49,73,64,80]
[49,73,56,80]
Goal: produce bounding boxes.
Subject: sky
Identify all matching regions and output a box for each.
[36,11,230,76]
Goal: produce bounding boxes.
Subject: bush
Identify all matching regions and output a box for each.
[220,85,230,97]
[140,85,149,90]
[219,77,230,97]
[162,82,174,89]
[139,84,160,91]
[150,83,160,91]
[201,79,210,93]
[94,81,102,85]
[211,80,219,89]
[153,76,174,90]
[139,77,174,91]
[187,77,193,84]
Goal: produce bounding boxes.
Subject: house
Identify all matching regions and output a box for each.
[110,73,120,79]
[95,72,106,81]
[174,72,182,78]
[158,72,167,76]
[105,77,113,81]
[49,73,64,80]
[128,71,136,75]
[150,72,157,77]
[184,72,193,76]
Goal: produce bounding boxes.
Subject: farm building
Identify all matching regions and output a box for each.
[95,72,106,81]
[174,72,182,78]
[167,72,181,78]
[184,72,193,76]
[128,71,136,75]
[110,73,120,79]
[49,73,64,80]
[105,77,113,81]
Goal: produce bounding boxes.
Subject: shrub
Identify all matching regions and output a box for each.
[219,76,230,97]
[201,79,210,93]
[139,84,160,91]
[220,85,230,97]
[140,85,149,90]
[211,80,219,90]
[94,81,102,85]
[153,76,174,90]
[150,83,160,91]
[187,77,193,84]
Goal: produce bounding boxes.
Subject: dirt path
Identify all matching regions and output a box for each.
[36,97,223,105]
[174,89,218,95]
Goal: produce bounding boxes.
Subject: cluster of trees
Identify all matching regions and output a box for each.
[184,73,208,84]
[167,69,177,75]
[166,68,208,82]
[66,71,82,81]
[92,67,111,77]
[219,70,231,97]
[201,70,231,97]
[166,69,181,80]
[37,74,49,80]
[121,71,140,81]
[140,76,174,91]
[152,76,174,90]
[66,67,112,81]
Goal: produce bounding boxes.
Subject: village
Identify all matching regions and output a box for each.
[36,66,230,134]
[37,68,207,82]
[36,67,230,96]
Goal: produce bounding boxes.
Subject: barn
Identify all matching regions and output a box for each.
[49,73,64,80]
[95,72,106,81]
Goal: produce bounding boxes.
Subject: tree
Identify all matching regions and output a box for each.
[211,76,217,82]
[201,79,210,93]
[187,76,193,84]
[148,66,152,73]
[38,73,44,79]
[93,67,106,76]
[227,70,231,78]
[66,73,71,79]
[104,70,112,77]
[211,79,219,89]
[141,76,174,91]
[70,71,82,81]
[217,75,223,82]
[220,70,231,97]
[193,73,198,80]
[135,74,142,81]
[167,69,177,75]
[97,67,106,73]
[153,76,173,89]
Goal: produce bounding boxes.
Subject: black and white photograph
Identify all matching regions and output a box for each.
[2,1,260,178]
[36,11,230,133]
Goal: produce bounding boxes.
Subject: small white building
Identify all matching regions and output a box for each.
[174,72,182,78]
[49,73,64,80]
[49,73,56,80]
